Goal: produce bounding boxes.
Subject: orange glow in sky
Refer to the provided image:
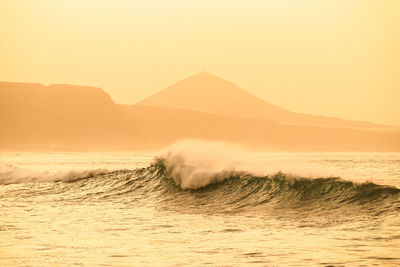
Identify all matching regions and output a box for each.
[1,0,399,125]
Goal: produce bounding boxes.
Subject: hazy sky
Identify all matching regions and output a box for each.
[1,0,399,125]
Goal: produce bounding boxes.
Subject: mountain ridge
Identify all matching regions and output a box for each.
[1,80,399,151]
[0,82,142,150]
[138,71,388,129]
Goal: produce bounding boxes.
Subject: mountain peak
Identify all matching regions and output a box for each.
[179,71,235,88]
[194,70,212,76]
[192,70,219,78]
[138,71,284,117]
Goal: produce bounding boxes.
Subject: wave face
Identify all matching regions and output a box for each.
[3,160,399,218]
[146,160,400,213]
[5,160,396,220]
[1,141,399,217]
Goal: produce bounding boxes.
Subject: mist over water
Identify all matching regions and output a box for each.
[1,142,399,266]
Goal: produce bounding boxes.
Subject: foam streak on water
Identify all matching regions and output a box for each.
[0,141,399,266]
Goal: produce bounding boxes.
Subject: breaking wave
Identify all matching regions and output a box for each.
[1,160,399,218]
[1,140,399,216]
[154,159,400,204]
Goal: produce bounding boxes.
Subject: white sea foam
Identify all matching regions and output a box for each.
[0,151,154,185]
[157,139,400,189]
[0,164,111,184]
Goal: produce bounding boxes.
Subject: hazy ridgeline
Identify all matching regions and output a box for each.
[1,72,399,152]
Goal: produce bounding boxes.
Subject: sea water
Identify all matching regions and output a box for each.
[1,141,399,266]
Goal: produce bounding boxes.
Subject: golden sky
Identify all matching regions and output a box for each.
[1,0,399,125]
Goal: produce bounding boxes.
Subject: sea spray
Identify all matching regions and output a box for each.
[156,140,386,189]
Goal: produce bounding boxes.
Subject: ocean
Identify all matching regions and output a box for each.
[1,141,399,266]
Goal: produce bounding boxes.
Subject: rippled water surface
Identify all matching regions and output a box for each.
[1,150,399,266]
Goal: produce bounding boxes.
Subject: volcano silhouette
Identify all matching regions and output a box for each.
[139,71,384,129]
[2,76,399,151]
